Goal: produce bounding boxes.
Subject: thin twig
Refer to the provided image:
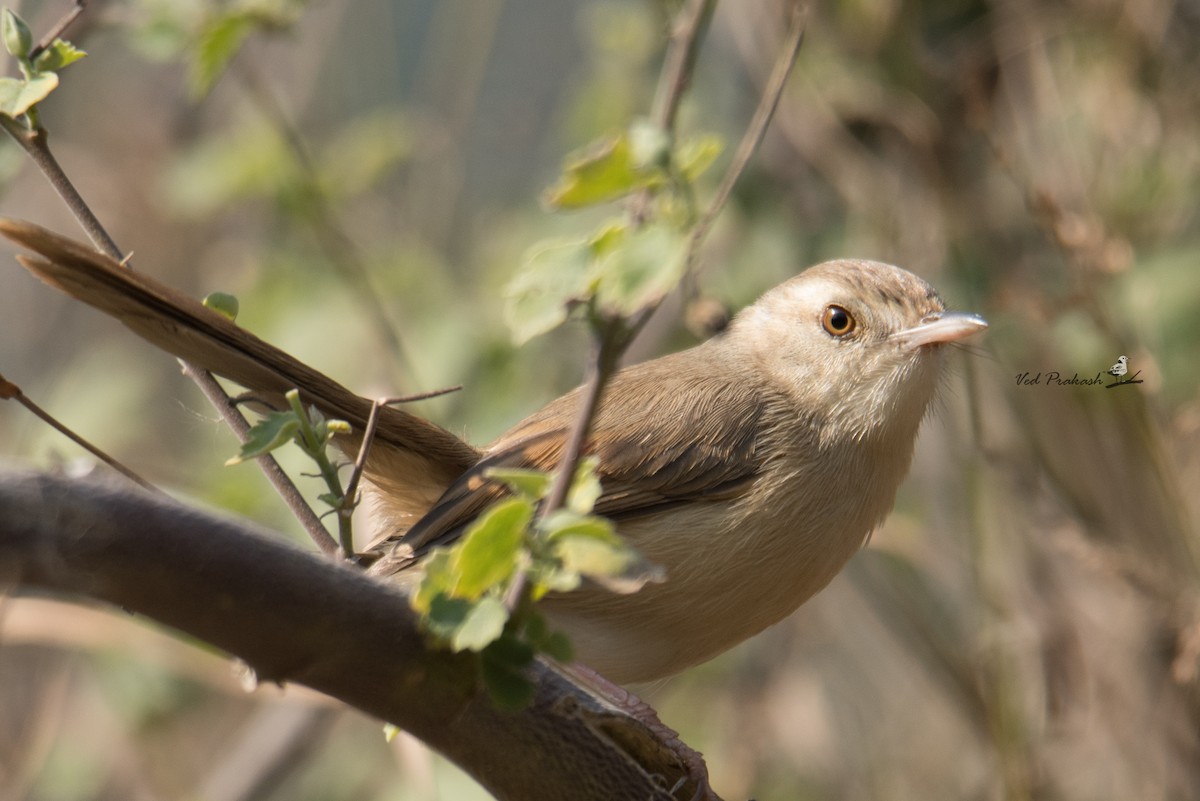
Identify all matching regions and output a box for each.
[341,386,463,525]
[650,0,717,132]
[0,118,122,258]
[685,4,806,273]
[540,325,624,517]
[0,371,158,492]
[181,362,338,555]
[28,0,87,61]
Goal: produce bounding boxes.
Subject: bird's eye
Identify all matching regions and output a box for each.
[821,304,856,337]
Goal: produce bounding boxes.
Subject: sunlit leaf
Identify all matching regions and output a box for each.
[675,134,723,181]
[566,456,603,515]
[202,291,240,321]
[485,466,552,500]
[542,128,670,210]
[32,39,87,72]
[411,549,455,615]
[590,224,686,317]
[0,73,59,118]
[554,528,664,594]
[190,12,253,98]
[452,498,532,598]
[504,237,592,344]
[225,410,300,464]
[2,9,31,59]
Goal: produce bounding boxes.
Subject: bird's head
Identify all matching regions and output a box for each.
[728,259,986,444]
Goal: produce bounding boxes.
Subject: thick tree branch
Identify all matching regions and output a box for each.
[0,469,713,801]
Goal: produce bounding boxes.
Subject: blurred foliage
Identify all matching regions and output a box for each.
[0,0,1199,800]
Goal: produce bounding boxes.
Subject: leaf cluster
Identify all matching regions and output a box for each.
[505,120,722,344]
[0,8,85,120]
[410,459,663,707]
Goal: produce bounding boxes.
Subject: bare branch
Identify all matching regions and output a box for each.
[0,469,715,801]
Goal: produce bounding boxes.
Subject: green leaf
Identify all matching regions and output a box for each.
[2,10,31,59]
[675,134,723,182]
[554,527,664,595]
[453,498,533,598]
[424,594,473,641]
[543,510,617,543]
[32,39,87,73]
[450,596,510,652]
[542,129,668,210]
[590,224,686,317]
[0,73,59,117]
[480,635,535,709]
[190,12,254,98]
[411,549,455,614]
[225,410,300,465]
[202,291,239,321]
[504,237,592,344]
[565,456,603,515]
[316,492,342,509]
[485,467,552,500]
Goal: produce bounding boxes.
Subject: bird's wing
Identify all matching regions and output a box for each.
[367,348,772,573]
[0,219,481,499]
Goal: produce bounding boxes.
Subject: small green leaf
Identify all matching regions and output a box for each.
[225,410,300,464]
[411,549,455,614]
[202,291,240,320]
[590,224,686,317]
[480,635,535,709]
[554,528,665,594]
[566,456,603,515]
[383,723,400,742]
[485,467,552,500]
[32,39,86,72]
[453,498,533,598]
[424,594,473,641]
[451,596,510,652]
[543,510,617,543]
[190,12,254,98]
[317,492,342,509]
[2,10,31,59]
[542,127,670,210]
[0,72,58,117]
[676,134,723,181]
[542,132,637,209]
[504,237,592,344]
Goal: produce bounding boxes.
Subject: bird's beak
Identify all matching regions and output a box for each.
[892,311,988,350]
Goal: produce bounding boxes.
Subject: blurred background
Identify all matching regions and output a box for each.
[1,0,1198,799]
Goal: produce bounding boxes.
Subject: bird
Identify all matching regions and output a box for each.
[1108,355,1128,378]
[0,218,987,684]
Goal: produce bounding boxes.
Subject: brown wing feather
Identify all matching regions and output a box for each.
[369,346,768,571]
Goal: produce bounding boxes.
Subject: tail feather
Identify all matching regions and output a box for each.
[1,218,480,527]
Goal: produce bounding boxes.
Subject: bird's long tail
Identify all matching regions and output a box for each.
[0,218,480,521]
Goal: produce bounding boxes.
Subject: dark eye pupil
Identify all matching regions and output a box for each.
[830,309,848,330]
